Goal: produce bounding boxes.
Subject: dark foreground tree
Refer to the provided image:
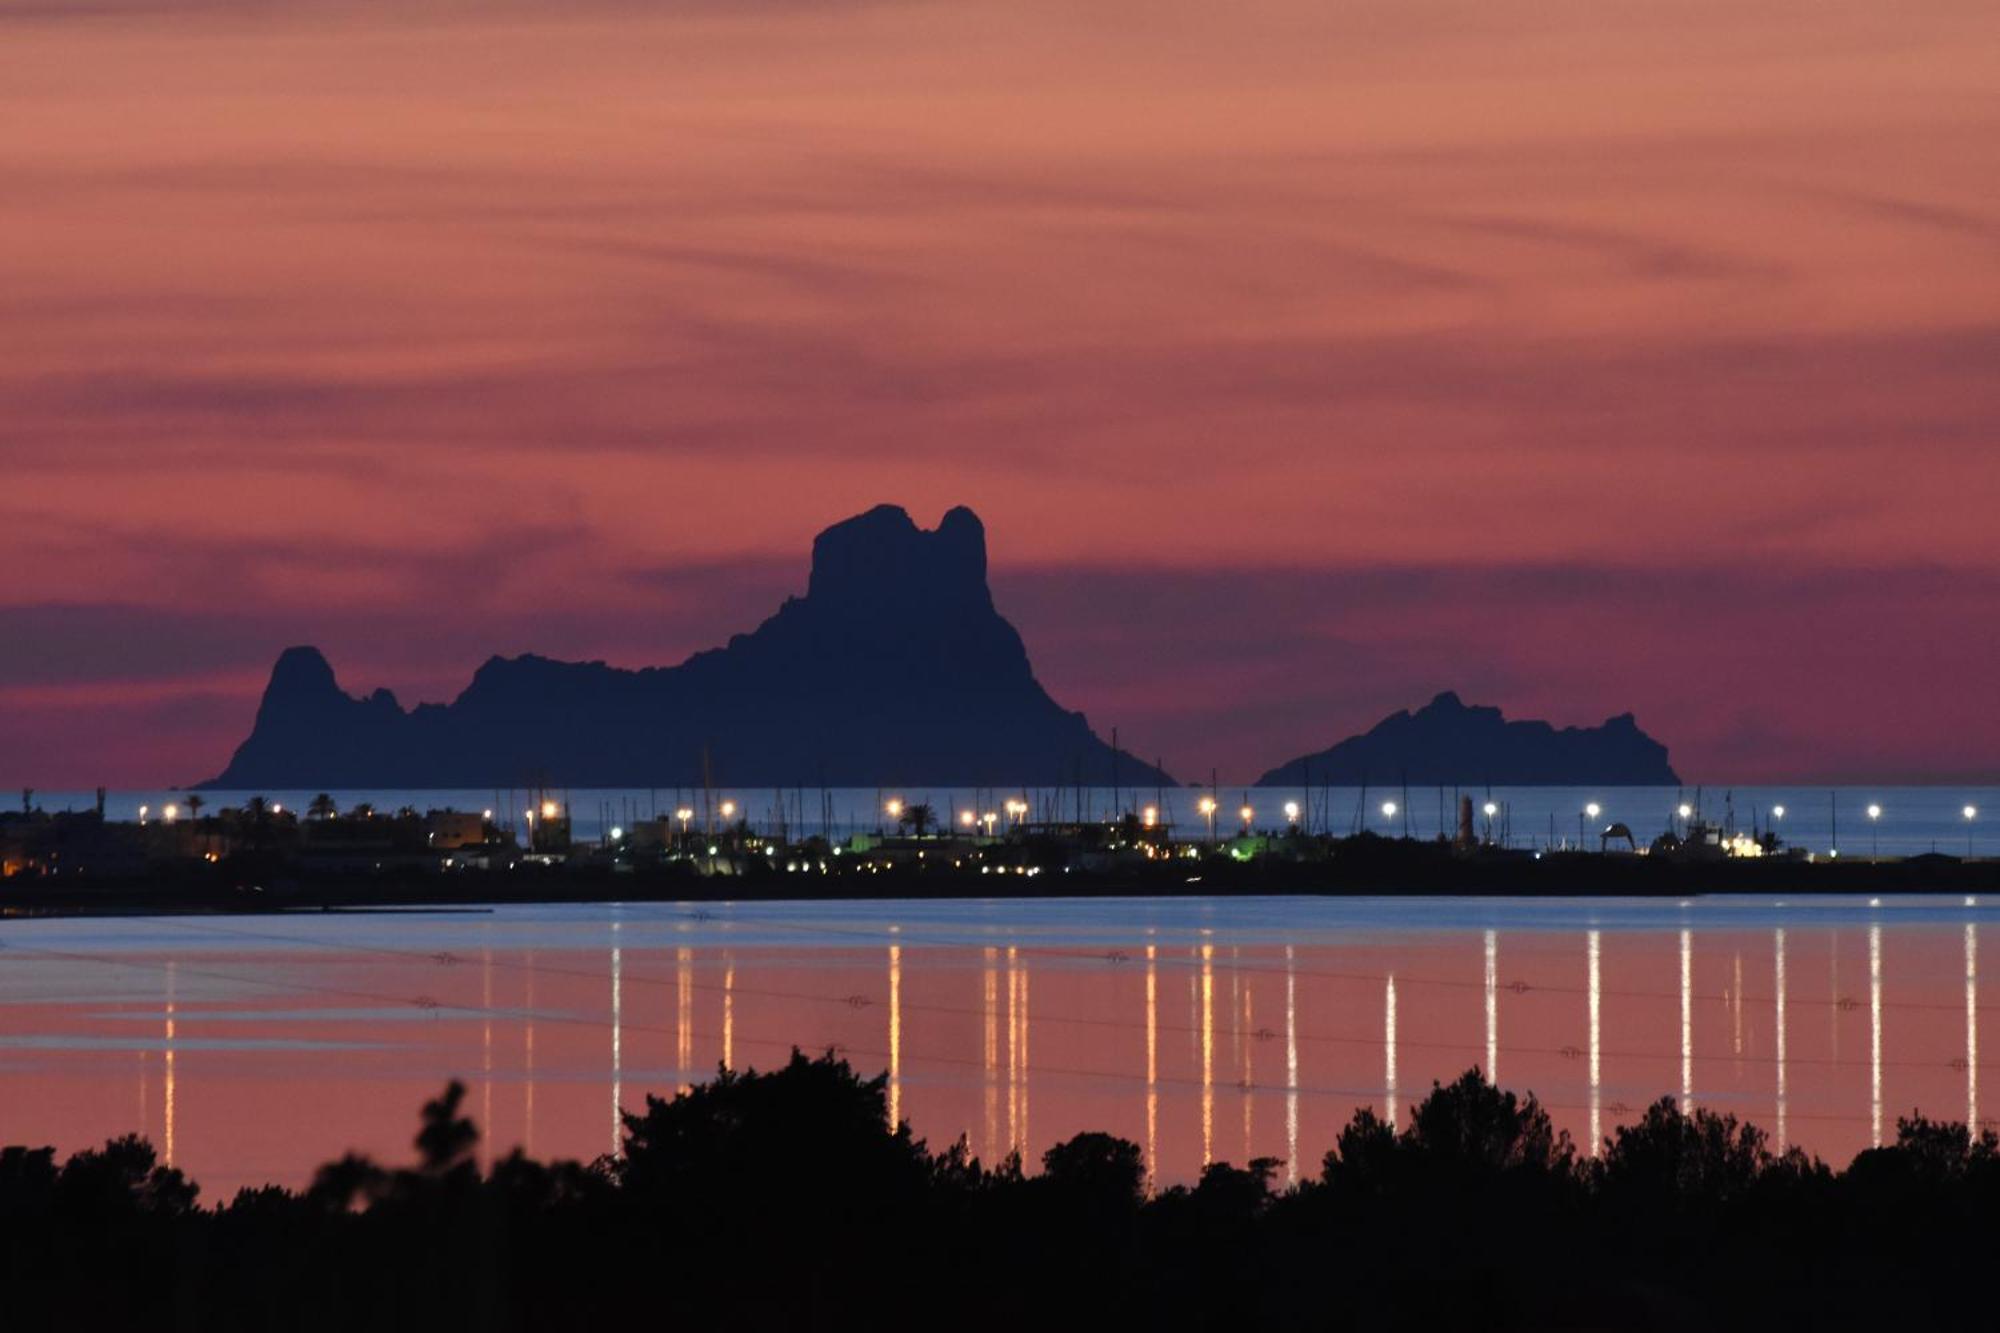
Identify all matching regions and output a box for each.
[6,1061,2000,1330]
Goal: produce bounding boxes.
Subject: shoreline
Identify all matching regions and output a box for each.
[7,846,1998,919]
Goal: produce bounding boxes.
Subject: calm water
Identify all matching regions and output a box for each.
[0,895,1991,1197]
[28,785,2000,858]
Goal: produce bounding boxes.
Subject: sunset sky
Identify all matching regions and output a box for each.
[3,0,1996,787]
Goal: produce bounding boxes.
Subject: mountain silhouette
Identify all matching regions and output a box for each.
[204,505,1174,790]
[1255,691,1679,787]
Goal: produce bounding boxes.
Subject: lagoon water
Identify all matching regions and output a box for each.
[1,895,1992,1197]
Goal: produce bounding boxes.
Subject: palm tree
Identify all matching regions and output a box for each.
[308,793,338,822]
[186,794,205,822]
[897,803,936,837]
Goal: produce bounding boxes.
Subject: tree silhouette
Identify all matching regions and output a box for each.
[413,1081,479,1177]
[3,1064,1999,1327]
[1041,1130,1145,1209]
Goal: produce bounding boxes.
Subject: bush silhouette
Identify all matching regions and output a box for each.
[2,1061,1997,1328]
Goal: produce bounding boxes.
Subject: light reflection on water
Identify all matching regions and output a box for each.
[0,895,1995,1196]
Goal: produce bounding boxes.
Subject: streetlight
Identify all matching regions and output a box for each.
[163,803,179,823]
[1238,804,1254,833]
[981,812,998,835]
[1381,800,1397,820]
[886,798,904,820]
[1141,805,1159,830]
[1197,795,1218,843]
[719,800,737,820]
[1582,802,1601,850]
[959,810,977,830]
[1005,798,1027,827]
[610,826,624,841]
[675,807,694,832]
[1867,803,1882,862]
[1482,800,1498,845]
[1966,805,1979,859]
[540,800,559,821]
[139,804,150,824]
[1283,800,1300,829]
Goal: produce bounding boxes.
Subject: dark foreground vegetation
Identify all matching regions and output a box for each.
[7,1055,1995,1331]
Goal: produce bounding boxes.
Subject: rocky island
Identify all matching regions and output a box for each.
[1255,690,1680,787]
[204,505,1171,790]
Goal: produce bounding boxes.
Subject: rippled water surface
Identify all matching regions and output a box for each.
[1,896,1990,1196]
